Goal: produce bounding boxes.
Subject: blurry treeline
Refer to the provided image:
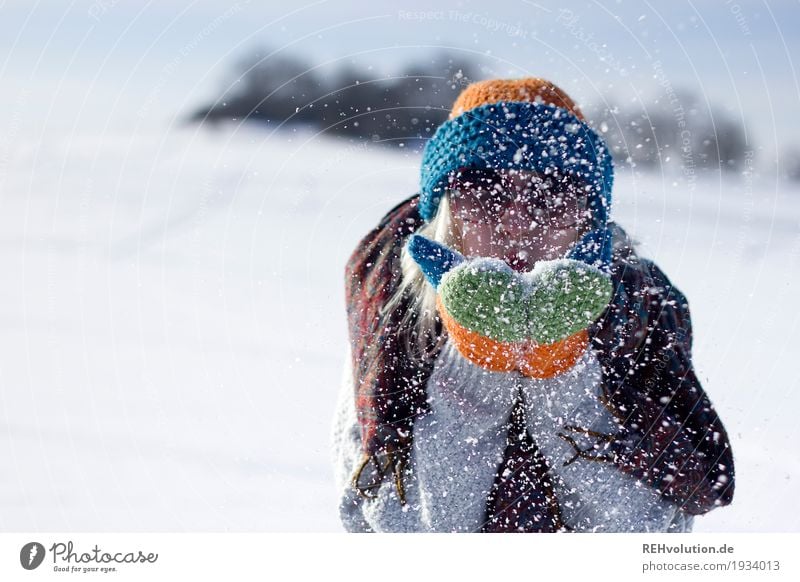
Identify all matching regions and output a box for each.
[191,47,772,178]
[190,48,477,146]
[584,96,750,174]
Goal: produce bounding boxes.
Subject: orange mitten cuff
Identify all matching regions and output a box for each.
[436,295,588,379]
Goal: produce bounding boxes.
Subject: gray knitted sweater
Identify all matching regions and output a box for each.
[332,340,694,533]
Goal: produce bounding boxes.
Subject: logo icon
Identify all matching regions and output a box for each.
[20,542,46,570]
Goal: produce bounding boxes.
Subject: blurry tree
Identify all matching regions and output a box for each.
[782,147,800,183]
[191,49,752,174]
[190,47,482,148]
[586,90,750,174]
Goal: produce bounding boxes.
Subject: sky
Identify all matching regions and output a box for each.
[1,0,799,164]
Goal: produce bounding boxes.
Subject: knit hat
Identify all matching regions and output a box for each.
[448,78,585,120]
[419,77,615,270]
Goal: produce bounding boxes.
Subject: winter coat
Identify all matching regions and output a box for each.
[332,194,735,533]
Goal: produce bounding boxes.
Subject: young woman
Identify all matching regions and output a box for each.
[332,78,735,532]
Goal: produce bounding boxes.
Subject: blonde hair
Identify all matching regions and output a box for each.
[381,196,462,362]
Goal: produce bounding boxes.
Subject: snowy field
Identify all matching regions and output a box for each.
[1,123,798,532]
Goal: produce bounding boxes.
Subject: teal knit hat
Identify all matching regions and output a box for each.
[418,84,615,270]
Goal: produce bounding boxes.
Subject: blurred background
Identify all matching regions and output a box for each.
[1,0,798,532]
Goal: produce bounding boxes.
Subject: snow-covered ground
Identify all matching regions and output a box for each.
[0,123,798,531]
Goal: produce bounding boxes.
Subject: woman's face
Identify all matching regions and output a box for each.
[447,168,590,273]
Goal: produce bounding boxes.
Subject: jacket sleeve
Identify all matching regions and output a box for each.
[332,341,519,532]
[519,349,693,532]
[588,257,735,515]
[331,348,374,532]
[331,343,434,533]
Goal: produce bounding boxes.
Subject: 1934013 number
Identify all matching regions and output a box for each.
[735,560,780,571]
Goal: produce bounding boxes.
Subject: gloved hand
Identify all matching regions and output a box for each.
[407,234,613,378]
